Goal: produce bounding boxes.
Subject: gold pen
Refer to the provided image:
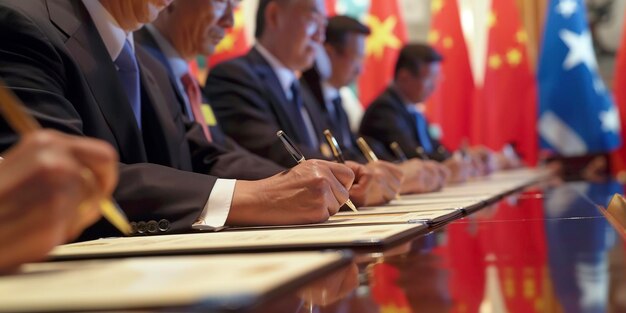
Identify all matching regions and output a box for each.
[322,130,358,212]
[277,130,357,212]
[0,80,132,235]
[356,137,379,162]
[390,142,408,162]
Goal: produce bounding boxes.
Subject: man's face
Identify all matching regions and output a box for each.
[326,33,366,88]
[169,0,237,57]
[404,62,441,103]
[100,0,173,31]
[273,0,327,71]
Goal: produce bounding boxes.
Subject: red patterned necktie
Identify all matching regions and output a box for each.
[181,73,212,142]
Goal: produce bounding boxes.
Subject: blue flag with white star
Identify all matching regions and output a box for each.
[538,0,621,156]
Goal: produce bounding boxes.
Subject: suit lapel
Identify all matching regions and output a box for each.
[47,0,147,163]
[247,49,306,143]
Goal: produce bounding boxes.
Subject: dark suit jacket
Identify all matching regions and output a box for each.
[135,27,285,178]
[360,86,450,162]
[0,0,253,238]
[205,47,331,167]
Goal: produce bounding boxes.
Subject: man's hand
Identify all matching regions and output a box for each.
[345,161,403,207]
[0,130,118,273]
[228,160,355,225]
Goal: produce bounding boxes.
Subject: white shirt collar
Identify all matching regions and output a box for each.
[82,0,134,61]
[321,82,340,103]
[254,42,297,97]
[144,25,190,80]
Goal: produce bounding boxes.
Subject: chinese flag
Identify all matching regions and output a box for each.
[425,0,474,151]
[611,14,626,181]
[325,0,336,16]
[476,0,538,165]
[359,1,407,107]
[208,6,249,67]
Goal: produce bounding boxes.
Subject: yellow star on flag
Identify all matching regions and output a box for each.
[365,14,402,59]
[380,305,411,313]
[428,30,440,45]
[489,54,502,69]
[215,9,245,53]
[431,0,443,14]
[506,48,522,66]
[443,36,454,49]
[516,30,528,44]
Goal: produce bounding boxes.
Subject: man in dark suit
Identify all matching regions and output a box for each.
[0,0,357,239]
[206,0,406,206]
[360,44,475,183]
[136,0,285,180]
[301,16,446,192]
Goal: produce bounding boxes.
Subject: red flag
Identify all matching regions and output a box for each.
[611,12,626,181]
[325,0,336,16]
[208,6,249,67]
[359,1,407,107]
[475,0,538,165]
[425,0,474,151]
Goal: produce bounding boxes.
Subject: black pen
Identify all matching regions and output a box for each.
[277,130,357,212]
[390,142,408,162]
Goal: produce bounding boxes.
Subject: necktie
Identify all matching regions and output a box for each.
[409,107,433,154]
[114,40,141,129]
[181,73,212,142]
[289,81,316,148]
[330,96,353,149]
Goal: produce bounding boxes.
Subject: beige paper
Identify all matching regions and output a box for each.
[0,252,347,312]
[52,224,423,259]
[335,201,473,216]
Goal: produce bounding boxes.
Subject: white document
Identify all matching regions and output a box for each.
[0,252,348,312]
[328,210,461,225]
[51,224,424,260]
[335,201,474,216]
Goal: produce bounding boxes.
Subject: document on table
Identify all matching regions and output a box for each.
[334,200,476,216]
[51,224,426,260]
[328,210,462,225]
[0,252,349,313]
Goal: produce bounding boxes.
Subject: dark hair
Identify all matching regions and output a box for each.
[394,43,443,78]
[325,15,370,52]
[255,0,294,38]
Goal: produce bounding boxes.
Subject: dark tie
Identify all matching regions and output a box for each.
[330,96,353,149]
[289,81,316,148]
[114,40,141,129]
[408,107,433,154]
[181,73,212,142]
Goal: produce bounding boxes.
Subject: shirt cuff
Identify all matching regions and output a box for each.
[192,178,236,231]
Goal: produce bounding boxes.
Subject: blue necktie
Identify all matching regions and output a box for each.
[408,107,433,154]
[289,81,316,148]
[114,40,142,129]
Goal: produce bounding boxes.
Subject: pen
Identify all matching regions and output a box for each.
[277,130,357,212]
[322,130,358,212]
[415,147,430,160]
[0,80,132,235]
[390,142,408,162]
[356,137,379,162]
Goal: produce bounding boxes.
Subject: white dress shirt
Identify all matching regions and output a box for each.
[83,0,234,230]
[254,43,319,148]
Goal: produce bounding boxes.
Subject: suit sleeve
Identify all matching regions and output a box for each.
[206,61,327,168]
[0,5,217,238]
[359,100,421,160]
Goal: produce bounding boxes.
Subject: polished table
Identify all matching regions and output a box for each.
[246,180,626,313]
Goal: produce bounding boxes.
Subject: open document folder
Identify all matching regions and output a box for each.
[0,251,351,313]
[51,224,426,260]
